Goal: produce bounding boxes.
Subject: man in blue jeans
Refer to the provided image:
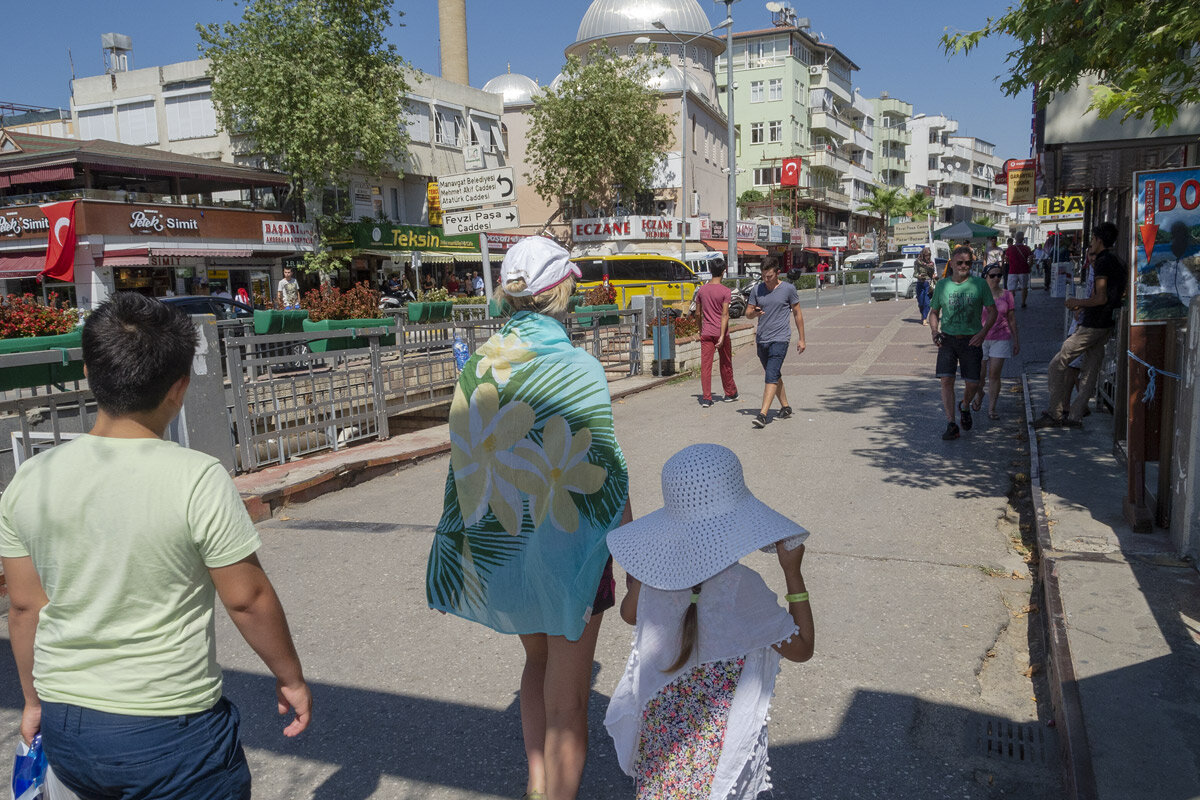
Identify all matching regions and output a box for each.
[0,293,311,799]
[746,258,806,428]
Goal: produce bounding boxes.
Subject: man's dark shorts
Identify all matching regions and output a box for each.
[936,334,983,382]
[41,697,251,800]
[757,340,789,383]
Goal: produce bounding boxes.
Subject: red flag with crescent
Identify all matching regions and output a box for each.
[39,200,78,282]
[781,157,801,187]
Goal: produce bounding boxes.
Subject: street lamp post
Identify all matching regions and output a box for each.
[719,1,739,275]
[649,16,732,265]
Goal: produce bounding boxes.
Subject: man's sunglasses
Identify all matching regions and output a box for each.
[953,259,972,265]
[986,272,1002,278]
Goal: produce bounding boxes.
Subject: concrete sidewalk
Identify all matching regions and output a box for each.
[1024,369,1200,800]
[227,287,1200,798]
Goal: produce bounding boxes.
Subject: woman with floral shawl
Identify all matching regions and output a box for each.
[427,236,630,800]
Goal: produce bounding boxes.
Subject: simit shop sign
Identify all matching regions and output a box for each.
[0,209,50,238]
[128,209,200,234]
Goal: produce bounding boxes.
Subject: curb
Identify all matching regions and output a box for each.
[239,372,680,523]
[1022,369,1099,800]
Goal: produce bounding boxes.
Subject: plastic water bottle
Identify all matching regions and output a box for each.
[453,334,470,372]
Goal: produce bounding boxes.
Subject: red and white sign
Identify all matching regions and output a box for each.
[262,221,316,248]
[39,200,77,282]
[781,157,801,187]
[482,232,531,253]
[640,217,673,240]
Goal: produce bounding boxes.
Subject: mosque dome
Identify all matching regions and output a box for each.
[575,0,713,46]
[482,72,540,106]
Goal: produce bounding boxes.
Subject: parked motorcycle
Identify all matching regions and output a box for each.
[379,287,416,310]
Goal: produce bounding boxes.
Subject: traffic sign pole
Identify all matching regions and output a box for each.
[481,233,494,308]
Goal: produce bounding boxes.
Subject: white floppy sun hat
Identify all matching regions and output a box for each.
[607,444,809,590]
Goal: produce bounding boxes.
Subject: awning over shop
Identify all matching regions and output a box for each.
[803,248,834,258]
[150,248,250,258]
[622,241,712,256]
[0,253,44,277]
[701,239,768,257]
[0,166,75,188]
[100,248,149,267]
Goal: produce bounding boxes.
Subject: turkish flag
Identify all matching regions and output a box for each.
[39,200,78,282]
[781,157,801,187]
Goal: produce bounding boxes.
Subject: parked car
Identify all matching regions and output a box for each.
[161,295,254,320]
[870,260,917,300]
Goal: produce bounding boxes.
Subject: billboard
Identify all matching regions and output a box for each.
[1132,167,1200,324]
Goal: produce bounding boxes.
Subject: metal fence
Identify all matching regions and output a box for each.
[221,308,643,472]
[0,307,644,480]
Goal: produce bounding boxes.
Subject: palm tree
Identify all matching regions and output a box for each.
[856,186,904,255]
[902,190,936,222]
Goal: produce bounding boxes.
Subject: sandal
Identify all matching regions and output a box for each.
[971,397,983,412]
[988,411,1001,420]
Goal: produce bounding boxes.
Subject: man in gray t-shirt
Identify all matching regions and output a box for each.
[745,258,806,428]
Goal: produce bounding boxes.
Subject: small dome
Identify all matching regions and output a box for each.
[576,0,713,45]
[643,64,706,97]
[549,72,567,93]
[482,72,540,106]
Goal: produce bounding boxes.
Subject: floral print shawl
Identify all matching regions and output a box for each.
[426,311,629,641]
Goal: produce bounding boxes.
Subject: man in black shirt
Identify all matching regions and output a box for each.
[1035,222,1127,428]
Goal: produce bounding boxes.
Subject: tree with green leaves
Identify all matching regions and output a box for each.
[526,45,673,224]
[856,186,904,258]
[198,0,411,272]
[902,190,936,223]
[942,1,1200,129]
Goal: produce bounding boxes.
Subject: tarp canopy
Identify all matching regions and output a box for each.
[701,239,768,256]
[934,221,1000,240]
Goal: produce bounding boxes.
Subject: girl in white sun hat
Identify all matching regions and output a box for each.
[604,443,814,800]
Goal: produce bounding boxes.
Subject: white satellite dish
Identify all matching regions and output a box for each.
[765,2,783,11]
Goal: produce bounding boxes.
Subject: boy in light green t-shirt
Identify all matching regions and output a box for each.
[0,292,311,799]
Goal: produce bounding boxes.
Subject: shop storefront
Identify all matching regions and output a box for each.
[335,221,483,294]
[0,202,315,309]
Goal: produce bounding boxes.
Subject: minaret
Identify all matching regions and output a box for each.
[438,0,469,85]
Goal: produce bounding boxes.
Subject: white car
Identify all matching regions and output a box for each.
[870,259,917,300]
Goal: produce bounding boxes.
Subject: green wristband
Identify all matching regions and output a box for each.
[784,592,809,604]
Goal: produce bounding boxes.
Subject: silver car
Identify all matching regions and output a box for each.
[870,259,917,300]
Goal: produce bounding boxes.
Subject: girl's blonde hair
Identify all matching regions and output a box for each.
[501,276,577,319]
[664,582,703,673]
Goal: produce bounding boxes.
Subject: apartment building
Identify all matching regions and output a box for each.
[871,93,912,189]
[907,113,1008,230]
[715,6,879,247]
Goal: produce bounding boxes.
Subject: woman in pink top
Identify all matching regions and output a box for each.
[976,265,1020,419]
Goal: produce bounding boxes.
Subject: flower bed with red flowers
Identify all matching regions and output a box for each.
[0,293,81,339]
[300,282,382,321]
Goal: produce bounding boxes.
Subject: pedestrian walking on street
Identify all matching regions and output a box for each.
[605,444,815,800]
[276,264,301,309]
[913,246,936,325]
[0,293,312,800]
[1005,233,1034,308]
[426,236,631,800]
[745,258,806,428]
[929,245,997,440]
[692,261,738,407]
[984,236,1004,277]
[979,265,1020,419]
[1035,222,1127,430]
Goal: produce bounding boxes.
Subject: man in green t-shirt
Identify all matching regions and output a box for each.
[0,293,311,799]
[929,245,997,440]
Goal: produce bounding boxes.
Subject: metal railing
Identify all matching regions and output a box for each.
[1,307,644,479]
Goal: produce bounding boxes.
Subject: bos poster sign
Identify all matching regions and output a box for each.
[1132,167,1200,324]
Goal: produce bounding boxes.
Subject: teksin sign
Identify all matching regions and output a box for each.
[348,222,479,254]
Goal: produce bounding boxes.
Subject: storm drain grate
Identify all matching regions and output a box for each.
[974,717,1051,764]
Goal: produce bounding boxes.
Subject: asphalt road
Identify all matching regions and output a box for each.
[0,291,1068,800]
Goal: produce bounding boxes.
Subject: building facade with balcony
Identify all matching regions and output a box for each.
[871,94,912,189]
[716,10,881,249]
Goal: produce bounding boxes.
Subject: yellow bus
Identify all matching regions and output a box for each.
[570,254,701,309]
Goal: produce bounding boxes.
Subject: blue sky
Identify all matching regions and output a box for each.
[3,1,1031,160]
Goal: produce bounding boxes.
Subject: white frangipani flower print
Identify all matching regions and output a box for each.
[449,382,534,534]
[474,331,535,385]
[510,415,607,533]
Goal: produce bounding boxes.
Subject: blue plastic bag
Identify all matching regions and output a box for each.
[11,734,46,800]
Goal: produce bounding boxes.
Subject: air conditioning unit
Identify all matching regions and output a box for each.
[809,65,823,75]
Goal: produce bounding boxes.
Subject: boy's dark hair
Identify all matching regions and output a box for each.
[709,260,727,279]
[82,292,198,416]
[761,256,781,274]
[1093,221,1119,248]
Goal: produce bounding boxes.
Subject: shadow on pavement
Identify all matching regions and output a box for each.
[815,376,1020,499]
